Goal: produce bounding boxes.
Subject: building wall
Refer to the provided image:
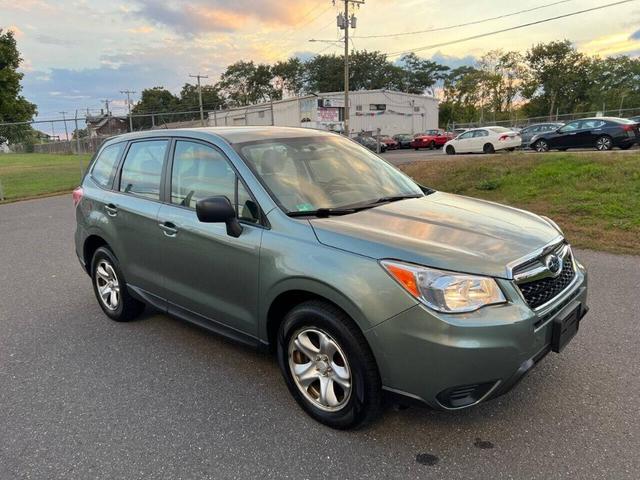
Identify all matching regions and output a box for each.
[208,90,438,136]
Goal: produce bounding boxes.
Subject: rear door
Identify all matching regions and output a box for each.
[472,129,490,152]
[578,119,606,147]
[111,139,170,298]
[156,139,263,337]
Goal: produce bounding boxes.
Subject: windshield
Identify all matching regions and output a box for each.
[237,135,423,214]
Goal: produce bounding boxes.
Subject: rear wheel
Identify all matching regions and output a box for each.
[91,247,145,322]
[445,145,456,155]
[534,139,550,152]
[277,300,382,429]
[619,144,633,150]
[483,143,495,154]
[595,135,613,151]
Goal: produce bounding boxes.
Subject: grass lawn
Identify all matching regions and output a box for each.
[0,153,90,203]
[1,151,638,254]
[400,151,640,255]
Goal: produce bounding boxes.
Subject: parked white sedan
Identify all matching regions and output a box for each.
[444,127,521,154]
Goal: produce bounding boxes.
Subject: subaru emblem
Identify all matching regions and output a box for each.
[545,254,562,277]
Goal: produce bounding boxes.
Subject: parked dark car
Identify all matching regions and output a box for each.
[530,117,639,152]
[629,115,640,124]
[519,123,564,148]
[392,134,413,149]
[355,135,387,153]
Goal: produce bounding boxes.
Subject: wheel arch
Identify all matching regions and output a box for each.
[263,281,370,352]
[83,234,110,273]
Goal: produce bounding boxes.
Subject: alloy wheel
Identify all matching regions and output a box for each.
[535,140,549,152]
[288,328,352,412]
[95,260,120,310]
[596,136,612,151]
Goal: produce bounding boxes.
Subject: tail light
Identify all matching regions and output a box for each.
[622,125,635,131]
[72,187,84,207]
[499,135,509,141]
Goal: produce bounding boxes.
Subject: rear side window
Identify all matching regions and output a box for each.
[91,143,124,188]
[120,140,168,200]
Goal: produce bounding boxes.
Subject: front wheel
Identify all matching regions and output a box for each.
[430,141,436,150]
[277,301,382,430]
[445,145,456,155]
[595,135,613,151]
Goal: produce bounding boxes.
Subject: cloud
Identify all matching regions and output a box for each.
[430,52,477,69]
[631,29,640,41]
[133,0,324,36]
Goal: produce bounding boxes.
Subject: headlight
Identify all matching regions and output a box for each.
[381,260,506,313]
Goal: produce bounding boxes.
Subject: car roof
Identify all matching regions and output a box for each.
[103,126,335,146]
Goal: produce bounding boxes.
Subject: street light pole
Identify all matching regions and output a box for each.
[189,73,209,127]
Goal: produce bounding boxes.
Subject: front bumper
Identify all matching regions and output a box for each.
[366,265,588,410]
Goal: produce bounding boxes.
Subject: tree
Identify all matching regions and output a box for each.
[0,29,37,145]
[477,50,525,114]
[218,61,277,106]
[304,54,345,93]
[178,83,225,113]
[522,40,590,118]
[130,87,180,128]
[397,53,449,94]
[272,58,306,97]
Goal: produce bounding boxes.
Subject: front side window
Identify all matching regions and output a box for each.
[237,135,422,214]
[91,142,125,188]
[171,140,259,223]
[119,140,168,200]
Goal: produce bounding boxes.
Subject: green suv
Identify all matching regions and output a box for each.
[74,127,588,429]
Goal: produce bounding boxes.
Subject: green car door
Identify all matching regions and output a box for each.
[156,139,263,338]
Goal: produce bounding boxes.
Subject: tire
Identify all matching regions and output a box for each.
[507,147,516,152]
[619,144,633,150]
[277,300,382,430]
[483,143,495,154]
[595,135,613,151]
[445,145,456,155]
[430,141,436,150]
[534,139,550,152]
[91,246,145,322]
[414,147,419,151]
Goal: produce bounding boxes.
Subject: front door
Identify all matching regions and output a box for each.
[157,139,263,337]
[553,120,582,149]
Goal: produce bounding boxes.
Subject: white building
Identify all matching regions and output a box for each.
[208,89,438,137]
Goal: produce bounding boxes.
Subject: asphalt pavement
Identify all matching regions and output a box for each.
[1,195,639,479]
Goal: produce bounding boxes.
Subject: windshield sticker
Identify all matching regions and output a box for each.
[296,203,315,212]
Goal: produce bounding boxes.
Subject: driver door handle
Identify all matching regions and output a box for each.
[158,221,178,237]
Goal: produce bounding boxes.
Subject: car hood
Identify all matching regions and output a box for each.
[309,192,561,279]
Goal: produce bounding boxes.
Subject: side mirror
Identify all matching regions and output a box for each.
[196,196,243,238]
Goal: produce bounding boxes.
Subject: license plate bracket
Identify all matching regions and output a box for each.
[551,305,581,353]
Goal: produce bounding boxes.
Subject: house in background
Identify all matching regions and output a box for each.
[86,114,128,137]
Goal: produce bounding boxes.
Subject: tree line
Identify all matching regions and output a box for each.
[132,40,640,128]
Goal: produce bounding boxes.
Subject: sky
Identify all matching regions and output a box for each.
[3,0,640,121]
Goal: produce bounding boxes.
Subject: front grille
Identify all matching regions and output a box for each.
[517,253,576,309]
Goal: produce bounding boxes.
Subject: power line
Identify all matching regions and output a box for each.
[352,0,573,39]
[386,0,637,58]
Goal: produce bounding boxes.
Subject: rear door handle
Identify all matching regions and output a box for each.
[105,204,118,216]
[158,221,178,237]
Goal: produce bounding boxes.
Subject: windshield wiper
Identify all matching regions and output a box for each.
[370,194,424,205]
[288,207,363,218]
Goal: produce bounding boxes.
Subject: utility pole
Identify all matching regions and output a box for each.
[102,99,111,135]
[74,110,81,156]
[337,0,364,137]
[120,90,136,132]
[189,73,209,127]
[59,111,69,142]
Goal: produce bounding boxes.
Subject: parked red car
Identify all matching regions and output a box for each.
[410,129,454,150]
[380,136,399,150]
